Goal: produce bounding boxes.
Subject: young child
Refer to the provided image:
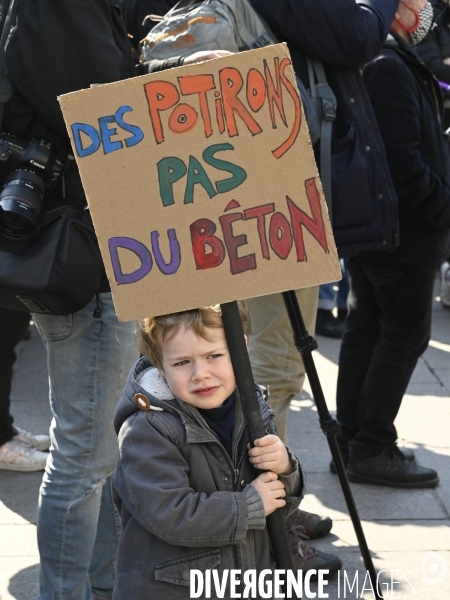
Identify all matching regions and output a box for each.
[112,302,304,599]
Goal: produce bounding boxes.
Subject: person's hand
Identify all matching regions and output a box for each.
[250,471,286,516]
[183,50,233,65]
[443,57,450,66]
[248,435,293,476]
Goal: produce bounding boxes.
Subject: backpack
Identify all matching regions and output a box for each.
[141,0,336,216]
[140,0,277,60]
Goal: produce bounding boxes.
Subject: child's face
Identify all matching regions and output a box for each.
[160,325,236,409]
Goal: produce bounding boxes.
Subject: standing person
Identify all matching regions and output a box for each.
[336,0,450,487]
[0,307,50,471]
[248,0,400,443]
[248,0,400,562]
[416,0,450,305]
[1,2,139,599]
[113,304,306,598]
[416,0,450,86]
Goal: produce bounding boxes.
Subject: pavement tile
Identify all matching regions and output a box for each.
[422,345,450,370]
[0,524,39,557]
[408,358,439,384]
[14,324,47,371]
[301,472,448,521]
[0,557,39,600]
[10,371,50,403]
[436,477,450,518]
[394,413,450,447]
[0,472,42,525]
[287,432,332,472]
[433,368,450,394]
[327,519,450,552]
[403,383,449,401]
[287,401,325,435]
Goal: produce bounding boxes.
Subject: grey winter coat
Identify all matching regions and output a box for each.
[112,357,304,599]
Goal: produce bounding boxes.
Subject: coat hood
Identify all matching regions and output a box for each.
[114,357,177,434]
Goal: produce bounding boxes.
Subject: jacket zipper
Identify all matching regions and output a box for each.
[193,407,273,485]
[192,409,241,483]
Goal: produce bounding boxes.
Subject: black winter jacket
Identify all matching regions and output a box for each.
[1,0,136,292]
[363,33,450,265]
[2,0,136,214]
[251,0,400,257]
[416,0,450,84]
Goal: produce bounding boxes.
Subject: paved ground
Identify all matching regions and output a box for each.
[1,287,449,600]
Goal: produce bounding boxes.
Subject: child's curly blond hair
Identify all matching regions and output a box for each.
[138,301,249,370]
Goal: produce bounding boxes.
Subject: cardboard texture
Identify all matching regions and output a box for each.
[59,44,341,321]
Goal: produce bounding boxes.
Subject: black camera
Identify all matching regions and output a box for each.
[0,133,64,253]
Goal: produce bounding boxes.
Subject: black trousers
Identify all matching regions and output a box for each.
[336,257,437,448]
[0,307,30,446]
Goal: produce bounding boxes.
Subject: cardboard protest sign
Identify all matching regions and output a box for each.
[59,44,341,321]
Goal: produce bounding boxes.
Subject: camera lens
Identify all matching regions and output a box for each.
[0,168,45,252]
[2,209,32,229]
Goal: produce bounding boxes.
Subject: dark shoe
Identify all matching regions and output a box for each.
[329,441,415,474]
[347,444,439,488]
[287,525,342,579]
[285,509,332,539]
[316,309,345,339]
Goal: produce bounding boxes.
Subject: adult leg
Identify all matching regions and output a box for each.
[336,257,381,443]
[89,478,122,600]
[352,259,437,447]
[248,285,318,443]
[0,307,30,446]
[344,260,438,487]
[33,293,138,600]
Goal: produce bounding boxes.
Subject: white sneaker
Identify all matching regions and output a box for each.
[0,437,48,472]
[440,261,450,308]
[15,427,51,451]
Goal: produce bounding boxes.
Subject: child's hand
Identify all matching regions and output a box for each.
[250,471,286,516]
[248,435,293,476]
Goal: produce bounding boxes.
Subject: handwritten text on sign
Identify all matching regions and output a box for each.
[59,45,340,321]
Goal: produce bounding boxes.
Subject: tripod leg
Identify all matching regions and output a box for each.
[282,290,383,600]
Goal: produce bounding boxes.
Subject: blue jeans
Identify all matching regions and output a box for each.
[33,293,138,600]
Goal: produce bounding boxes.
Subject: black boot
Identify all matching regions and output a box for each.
[347,443,439,488]
[316,309,345,338]
[329,437,415,474]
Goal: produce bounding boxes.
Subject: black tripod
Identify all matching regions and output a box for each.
[282,290,383,598]
[221,294,383,600]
